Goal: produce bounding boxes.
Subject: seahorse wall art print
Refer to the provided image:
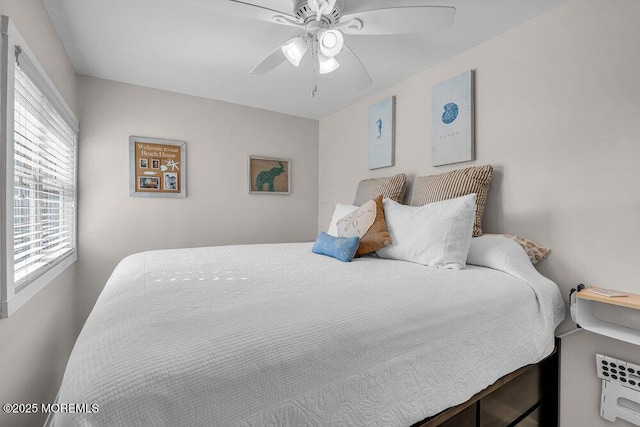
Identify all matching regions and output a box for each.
[255,161,285,192]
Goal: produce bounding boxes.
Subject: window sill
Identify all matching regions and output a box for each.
[1,251,77,318]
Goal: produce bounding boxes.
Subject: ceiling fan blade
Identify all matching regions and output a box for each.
[184,0,301,26]
[341,6,455,35]
[250,43,288,75]
[336,43,372,90]
[342,0,450,15]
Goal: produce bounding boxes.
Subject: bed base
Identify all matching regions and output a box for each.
[413,340,559,427]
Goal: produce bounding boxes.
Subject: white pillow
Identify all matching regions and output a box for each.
[327,203,359,236]
[376,194,477,269]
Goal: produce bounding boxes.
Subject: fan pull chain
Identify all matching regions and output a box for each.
[312,70,317,97]
[311,38,318,97]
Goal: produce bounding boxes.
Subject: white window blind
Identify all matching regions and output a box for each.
[13,54,77,290]
[1,16,78,317]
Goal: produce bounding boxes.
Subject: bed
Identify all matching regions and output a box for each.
[52,235,565,426]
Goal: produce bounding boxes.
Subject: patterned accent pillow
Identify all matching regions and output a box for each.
[336,195,392,256]
[353,173,407,206]
[487,234,550,265]
[410,165,493,236]
[312,232,360,262]
[327,203,359,236]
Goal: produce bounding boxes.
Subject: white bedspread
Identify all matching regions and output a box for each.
[54,236,565,426]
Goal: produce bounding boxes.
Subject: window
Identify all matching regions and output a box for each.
[1,16,78,317]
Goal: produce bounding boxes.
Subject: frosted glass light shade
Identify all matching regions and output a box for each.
[282,37,308,67]
[318,29,344,57]
[318,53,339,74]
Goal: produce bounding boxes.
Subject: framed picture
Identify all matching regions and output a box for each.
[139,176,159,190]
[248,156,290,195]
[368,96,395,170]
[129,136,187,198]
[431,70,475,166]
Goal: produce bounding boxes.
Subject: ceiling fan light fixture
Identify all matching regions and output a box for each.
[282,37,308,67]
[318,53,339,74]
[317,29,344,57]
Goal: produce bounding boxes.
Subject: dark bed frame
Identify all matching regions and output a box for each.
[412,339,560,427]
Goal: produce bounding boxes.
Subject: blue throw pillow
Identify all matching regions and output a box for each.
[312,232,359,262]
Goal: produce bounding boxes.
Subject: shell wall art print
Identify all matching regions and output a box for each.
[431,71,475,166]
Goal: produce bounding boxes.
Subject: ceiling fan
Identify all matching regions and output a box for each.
[189,0,455,95]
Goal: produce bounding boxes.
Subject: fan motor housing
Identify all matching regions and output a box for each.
[294,0,343,25]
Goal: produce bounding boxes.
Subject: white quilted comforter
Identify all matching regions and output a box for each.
[54,235,565,426]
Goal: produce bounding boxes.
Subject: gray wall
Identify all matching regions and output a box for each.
[318,1,640,426]
[76,76,319,324]
[0,1,78,426]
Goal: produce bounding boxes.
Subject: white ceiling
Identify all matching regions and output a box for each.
[44,0,569,120]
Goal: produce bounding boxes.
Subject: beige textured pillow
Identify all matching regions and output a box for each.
[353,173,407,206]
[410,165,493,236]
[337,195,391,256]
[496,234,550,265]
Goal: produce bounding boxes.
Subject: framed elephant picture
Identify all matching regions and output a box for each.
[248,156,290,195]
